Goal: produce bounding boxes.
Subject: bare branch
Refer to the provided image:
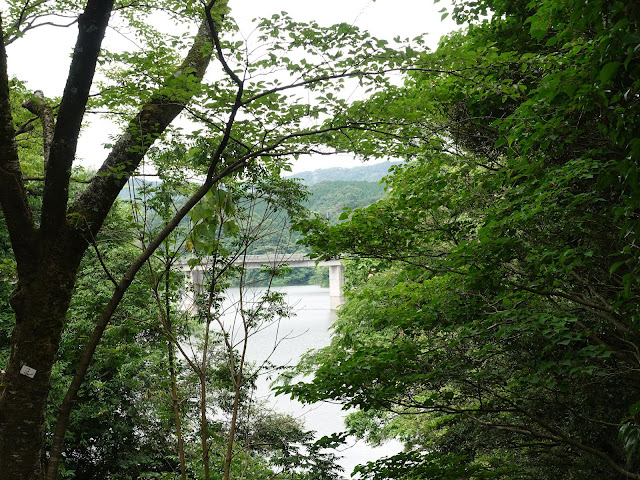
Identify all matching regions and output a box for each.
[204,0,242,87]
[240,67,473,107]
[13,119,35,136]
[5,8,79,46]
[22,90,54,168]
[84,220,118,288]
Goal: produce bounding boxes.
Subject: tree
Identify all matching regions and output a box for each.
[3,173,331,479]
[48,201,184,479]
[0,1,422,477]
[182,173,305,480]
[280,0,640,478]
[0,3,213,477]
[124,171,341,480]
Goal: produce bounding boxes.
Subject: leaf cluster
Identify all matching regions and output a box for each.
[279,0,640,477]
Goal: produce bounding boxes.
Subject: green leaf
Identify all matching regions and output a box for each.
[599,62,621,83]
[610,260,625,274]
[494,137,507,148]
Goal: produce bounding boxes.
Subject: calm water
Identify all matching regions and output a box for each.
[220,285,401,478]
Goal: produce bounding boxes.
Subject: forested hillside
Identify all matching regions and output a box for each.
[305,180,385,222]
[119,170,387,227]
[238,177,386,286]
[114,174,385,287]
[290,161,400,186]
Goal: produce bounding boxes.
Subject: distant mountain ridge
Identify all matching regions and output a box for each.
[116,162,399,210]
[288,160,401,186]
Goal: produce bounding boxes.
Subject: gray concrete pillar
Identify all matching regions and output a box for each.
[328,263,345,310]
[191,268,204,296]
[182,267,204,311]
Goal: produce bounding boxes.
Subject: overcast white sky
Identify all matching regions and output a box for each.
[4,0,457,173]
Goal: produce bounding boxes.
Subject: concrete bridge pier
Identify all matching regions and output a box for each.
[180,268,204,312]
[191,268,204,296]
[329,264,345,310]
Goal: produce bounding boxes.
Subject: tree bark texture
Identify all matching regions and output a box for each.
[0,2,114,477]
[0,4,214,478]
[22,91,54,169]
[0,246,84,480]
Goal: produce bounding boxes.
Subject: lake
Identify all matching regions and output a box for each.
[220,285,402,478]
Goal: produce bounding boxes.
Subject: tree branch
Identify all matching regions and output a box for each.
[84,221,118,288]
[508,280,629,329]
[22,176,91,183]
[204,0,242,87]
[22,90,54,169]
[46,153,249,480]
[47,18,217,479]
[0,13,36,270]
[5,17,80,45]
[13,120,35,136]
[69,19,213,238]
[40,0,115,237]
[465,413,640,480]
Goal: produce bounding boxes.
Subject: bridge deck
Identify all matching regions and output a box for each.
[177,255,341,270]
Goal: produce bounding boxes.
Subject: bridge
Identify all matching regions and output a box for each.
[178,254,345,309]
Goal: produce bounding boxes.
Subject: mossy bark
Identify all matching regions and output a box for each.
[0,238,85,480]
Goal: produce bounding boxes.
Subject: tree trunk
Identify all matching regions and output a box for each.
[169,339,187,480]
[0,244,84,480]
[0,5,214,475]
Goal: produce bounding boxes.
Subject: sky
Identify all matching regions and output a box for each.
[5,0,457,173]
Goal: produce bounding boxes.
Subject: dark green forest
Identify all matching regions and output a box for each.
[282,1,640,479]
[1,0,639,479]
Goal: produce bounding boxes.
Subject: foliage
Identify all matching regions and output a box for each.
[5,0,639,477]
[179,169,348,480]
[0,216,14,376]
[40,203,180,479]
[280,0,640,478]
